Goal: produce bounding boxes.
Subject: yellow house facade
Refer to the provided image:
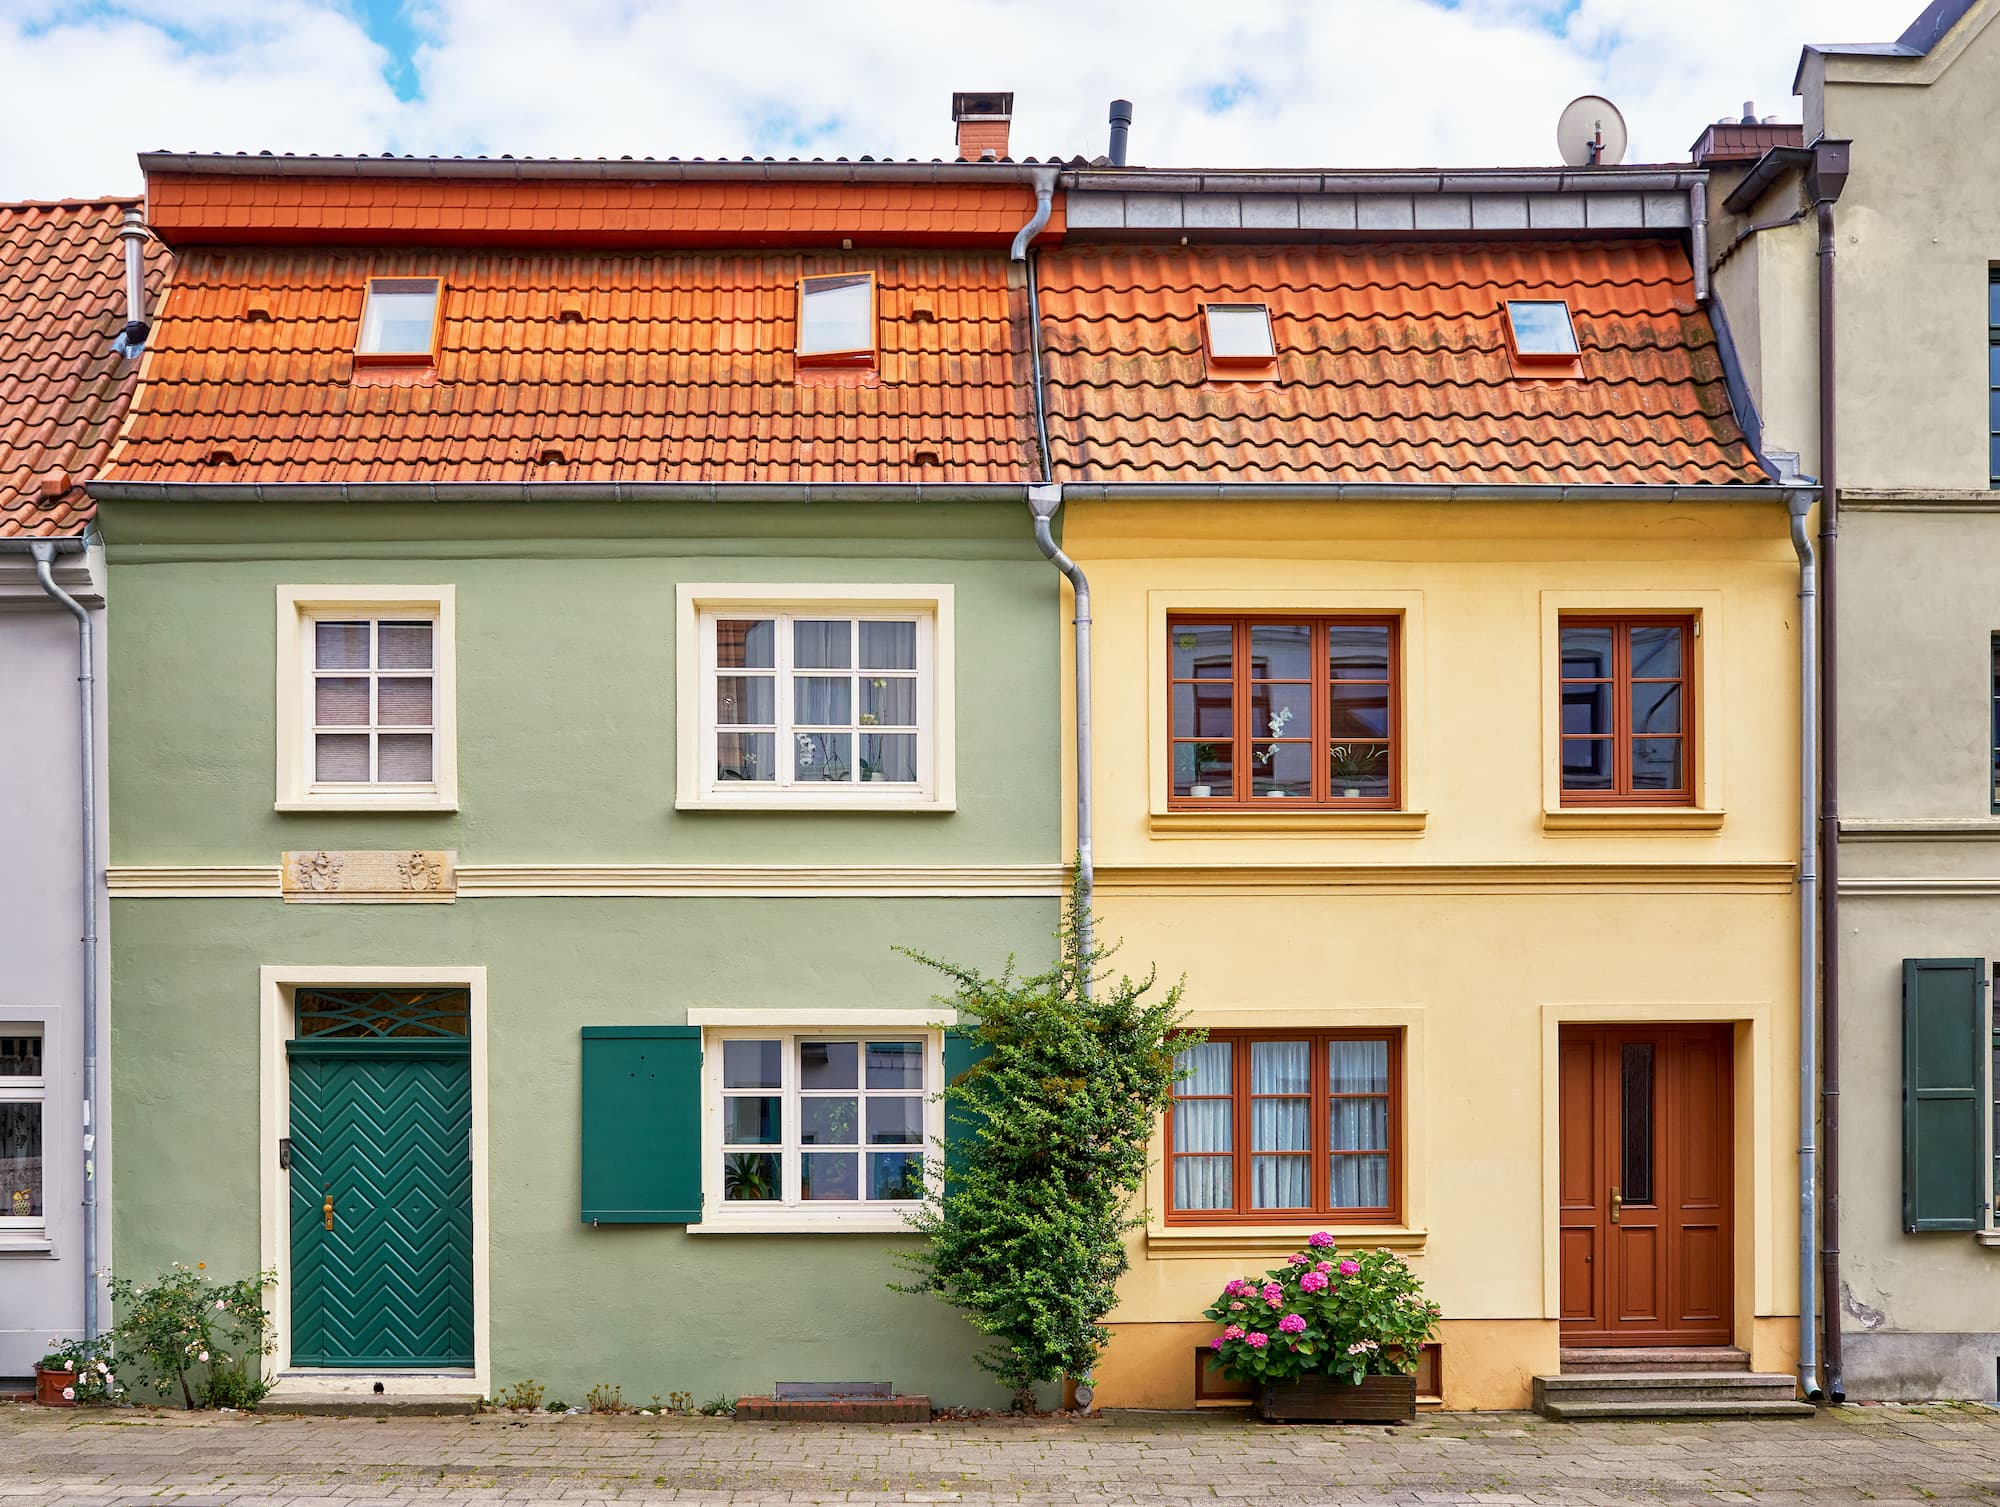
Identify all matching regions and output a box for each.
[1033,173,1814,1411]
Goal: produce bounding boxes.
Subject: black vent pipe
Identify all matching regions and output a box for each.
[1108,100,1132,167]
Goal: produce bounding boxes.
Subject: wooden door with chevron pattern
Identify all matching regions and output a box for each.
[287,1037,474,1368]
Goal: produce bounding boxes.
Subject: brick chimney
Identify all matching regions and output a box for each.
[951,91,1014,162]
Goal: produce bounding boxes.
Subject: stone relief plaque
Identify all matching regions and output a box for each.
[281,850,457,903]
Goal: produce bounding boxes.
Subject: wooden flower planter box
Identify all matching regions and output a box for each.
[34,1367,77,1407]
[1258,1373,1416,1424]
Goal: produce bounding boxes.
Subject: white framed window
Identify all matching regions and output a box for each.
[1203,302,1276,364]
[700,1025,942,1230]
[797,272,876,364]
[275,586,457,811]
[676,584,955,810]
[0,1025,46,1233]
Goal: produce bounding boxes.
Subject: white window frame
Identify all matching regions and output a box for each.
[0,1021,48,1237]
[676,584,955,811]
[1505,299,1580,358]
[275,586,457,812]
[691,1013,947,1233]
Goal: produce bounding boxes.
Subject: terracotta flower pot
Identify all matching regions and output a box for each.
[34,1366,77,1407]
[1258,1372,1415,1424]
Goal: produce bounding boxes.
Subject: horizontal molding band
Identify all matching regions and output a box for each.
[1095,863,1796,896]
[109,863,1066,900]
[1839,877,2000,898]
[1840,818,2000,840]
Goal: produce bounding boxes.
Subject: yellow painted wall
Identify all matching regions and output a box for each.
[1059,500,1805,1409]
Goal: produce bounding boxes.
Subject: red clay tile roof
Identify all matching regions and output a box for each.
[107,250,1037,484]
[1,199,169,536]
[1037,241,1765,487]
[146,174,1064,249]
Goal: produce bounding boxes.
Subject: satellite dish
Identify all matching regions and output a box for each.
[1557,95,1628,167]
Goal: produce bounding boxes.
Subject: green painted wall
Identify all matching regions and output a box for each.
[111,894,1054,1406]
[99,499,1059,865]
[101,498,1064,1405]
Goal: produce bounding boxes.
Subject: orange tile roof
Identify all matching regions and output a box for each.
[107,249,1037,484]
[147,173,1064,250]
[1,199,170,536]
[1037,242,1765,487]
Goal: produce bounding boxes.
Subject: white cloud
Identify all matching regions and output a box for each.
[0,0,1921,200]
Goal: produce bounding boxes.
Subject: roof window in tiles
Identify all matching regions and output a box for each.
[798,272,876,366]
[1505,299,1579,359]
[1203,303,1277,367]
[357,277,441,361]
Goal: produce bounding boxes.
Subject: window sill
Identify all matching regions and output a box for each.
[676,795,953,814]
[688,1213,923,1235]
[276,797,458,814]
[1150,809,1428,836]
[0,1234,55,1257]
[1541,807,1724,833]
[1975,1230,2000,1248]
[1145,1225,1427,1261]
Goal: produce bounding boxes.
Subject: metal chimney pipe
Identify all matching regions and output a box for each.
[117,207,149,353]
[1107,99,1133,167]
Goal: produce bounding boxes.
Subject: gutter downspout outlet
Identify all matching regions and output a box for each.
[1786,492,1822,1402]
[1027,484,1093,989]
[30,540,100,1342]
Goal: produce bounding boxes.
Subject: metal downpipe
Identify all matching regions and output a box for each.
[1814,193,1846,1403]
[1787,496,1821,1401]
[30,539,100,1340]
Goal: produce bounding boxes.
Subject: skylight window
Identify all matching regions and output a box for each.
[798,273,876,364]
[1505,300,1579,358]
[1204,303,1277,364]
[357,277,441,359]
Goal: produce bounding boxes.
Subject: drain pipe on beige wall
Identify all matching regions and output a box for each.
[27,535,101,1341]
[1788,493,1821,1401]
[1010,166,1093,982]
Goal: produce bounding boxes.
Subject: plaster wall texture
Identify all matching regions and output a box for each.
[1059,499,1805,1410]
[99,500,1063,1405]
[0,591,110,1377]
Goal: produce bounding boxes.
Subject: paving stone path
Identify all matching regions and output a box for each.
[3,1401,1999,1505]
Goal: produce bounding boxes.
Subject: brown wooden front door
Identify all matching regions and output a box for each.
[1558,1024,1733,1346]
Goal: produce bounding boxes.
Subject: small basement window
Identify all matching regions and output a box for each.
[357,277,441,360]
[1505,300,1579,359]
[798,273,876,365]
[1204,303,1277,367]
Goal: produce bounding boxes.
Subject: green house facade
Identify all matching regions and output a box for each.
[96,153,1062,1405]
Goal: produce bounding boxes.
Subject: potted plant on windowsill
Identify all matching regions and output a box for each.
[1328,743,1387,800]
[1188,743,1223,799]
[1203,1235,1439,1423]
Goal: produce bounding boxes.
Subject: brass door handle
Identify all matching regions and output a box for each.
[1609,1187,1622,1225]
[323,1191,335,1232]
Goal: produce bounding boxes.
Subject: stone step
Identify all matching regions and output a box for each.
[1536,1372,1800,1408]
[1560,1346,1751,1374]
[1539,1397,1817,1422]
[259,1393,483,1417]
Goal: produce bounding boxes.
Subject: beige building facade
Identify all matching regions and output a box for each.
[1705,0,2000,1401]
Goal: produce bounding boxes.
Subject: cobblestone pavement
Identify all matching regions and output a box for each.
[3,1402,1999,1506]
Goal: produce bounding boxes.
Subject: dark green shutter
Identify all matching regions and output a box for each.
[942,1027,991,1189]
[580,1026,702,1224]
[1902,959,1987,1232]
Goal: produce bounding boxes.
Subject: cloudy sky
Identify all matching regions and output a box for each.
[3,0,1916,202]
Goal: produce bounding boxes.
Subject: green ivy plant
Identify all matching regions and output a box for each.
[893,880,1196,1410]
[109,1263,277,1410]
[1203,1238,1440,1387]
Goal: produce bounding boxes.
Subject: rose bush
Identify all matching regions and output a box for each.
[110,1262,277,1409]
[1202,1234,1440,1387]
[36,1335,122,1404]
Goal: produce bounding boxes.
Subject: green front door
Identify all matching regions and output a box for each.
[287,1039,473,1368]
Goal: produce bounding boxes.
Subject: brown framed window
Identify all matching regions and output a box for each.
[355,277,442,365]
[1168,616,1399,808]
[1559,616,1693,805]
[1168,1032,1400,1224]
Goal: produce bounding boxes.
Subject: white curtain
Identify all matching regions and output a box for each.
[1251,1041,1309,1209]
[1173,1042,1232,1210]
[1328,1038,1390,1207]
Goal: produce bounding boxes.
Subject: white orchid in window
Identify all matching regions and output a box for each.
[1256,705,1294,765]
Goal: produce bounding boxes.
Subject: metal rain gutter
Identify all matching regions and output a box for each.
[1788,492,1822,1405]
[137,152,1066,187]
[86,480,1031,505]
[25,537,100,1342]
[1054,482,1798,504]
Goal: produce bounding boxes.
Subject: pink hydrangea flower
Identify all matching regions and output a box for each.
[1278,1313,1307,1334]
[1261,1282,1283,1304]
[1315,1260,1334,1274]
[1209,1336,1225,1351]
[1245,1332,1269,1349]
[1338,1259,1361,1276]
[1222,1324,1245,1341]
[1223,1279,1247,1297]
[1308,1230,1335,1248]
[1287,1253,1310,1266]
[1229,1301,1245,1311]
[1299,1270,1328,1294]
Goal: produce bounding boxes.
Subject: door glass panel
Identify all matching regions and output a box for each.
[1621,1042,1654,1206]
